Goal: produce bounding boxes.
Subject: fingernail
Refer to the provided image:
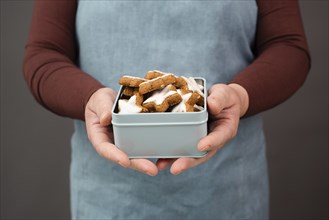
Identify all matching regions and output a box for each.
[173,171,181,175]
[199,145,210,152]
[118,161,129,168]
[146,171,155,176]
[172,168,185,175]
[171,166,184,175]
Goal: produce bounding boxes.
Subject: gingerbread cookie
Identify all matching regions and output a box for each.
[193,104,204,112]
[142,85,182,112]
[118,93,148,114]
[178,76,204,106]
[139,74,177,94]
[122,86,139,97]
[172,90,201,112]
[144,70,165,80]
[119,76,146,87]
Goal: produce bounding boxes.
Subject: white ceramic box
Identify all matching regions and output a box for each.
[111,78,208,158]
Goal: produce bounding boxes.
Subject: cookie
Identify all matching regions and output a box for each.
[118,94,148,114]
[174,76,188,90]
[139,74,177,95]
[142,85,182,112]
[178,76,205,106]
[193,104,204,112]
[119,75,146,87]
[144,70,165,80]
[171,90,201,112]
[122,86,139,97]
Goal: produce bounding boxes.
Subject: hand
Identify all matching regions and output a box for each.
[156,83,249,175]
[85,88,158,176]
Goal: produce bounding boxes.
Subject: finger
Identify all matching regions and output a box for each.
[96,141,131,168]
[170,150,217,175]
[130,159,159,176]
[99,111,112,126]
[206,85,228,117]
[201,85,240,151]
[85,112,130,167]
[96,101,114,126]
[88,88,117,126]
[85,111,110,144]
[156,159,176,171]
[198,117,238,152]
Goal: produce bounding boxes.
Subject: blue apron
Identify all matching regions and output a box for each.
[71,1,269,219]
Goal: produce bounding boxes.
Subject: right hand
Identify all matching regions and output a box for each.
[156,83,249,175]
[85,87,158,176]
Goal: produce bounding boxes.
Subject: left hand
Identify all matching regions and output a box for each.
[85,88,159,176]
[156,83,249,175]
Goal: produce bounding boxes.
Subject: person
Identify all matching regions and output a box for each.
[23,0,310,219]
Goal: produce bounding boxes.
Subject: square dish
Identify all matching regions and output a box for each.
[111,77,208,158]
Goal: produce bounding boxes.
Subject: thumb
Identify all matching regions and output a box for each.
[207,85,227,117]
[87,88,117,126]
[99,108,112,126]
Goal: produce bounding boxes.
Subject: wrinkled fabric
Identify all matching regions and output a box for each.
[71,1,268,219]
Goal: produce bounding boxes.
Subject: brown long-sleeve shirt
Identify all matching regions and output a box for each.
[23,0,310,121]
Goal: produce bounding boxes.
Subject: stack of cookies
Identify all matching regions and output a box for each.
[117,70,205,114]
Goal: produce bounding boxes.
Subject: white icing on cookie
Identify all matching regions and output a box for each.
[193,104,204,111]
[118,95,142,114]
[171,90,192,112]
[122,75,145,80]
[139,73,174,86]
[181,76,204,95]
[143,85,177,105]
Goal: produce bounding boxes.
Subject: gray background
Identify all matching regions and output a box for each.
[1,0,328,219]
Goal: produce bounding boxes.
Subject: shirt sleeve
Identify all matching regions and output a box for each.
[23,0,104,121]
[231,0,311,117]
